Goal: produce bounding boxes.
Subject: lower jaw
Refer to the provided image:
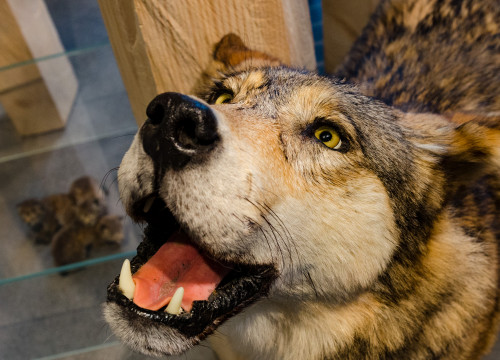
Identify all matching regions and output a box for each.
[106,264,276,338]
[105,224,277,345]
[103,302,196,356]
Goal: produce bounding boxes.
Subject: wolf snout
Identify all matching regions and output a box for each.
[140,92,220,169]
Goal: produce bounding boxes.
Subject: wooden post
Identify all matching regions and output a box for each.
[98,0,316,126]
[0,0,78,136]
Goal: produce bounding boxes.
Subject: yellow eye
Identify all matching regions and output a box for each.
[215,93,233,104]
[314,126,341,149]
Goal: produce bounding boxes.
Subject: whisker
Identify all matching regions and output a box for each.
[262,203,294,264]
[304,269,320,299]
[237,211,279,266]
[244,198,298,286]
[261,202,307,289]
[101,166,120,191]
[258,226,278,265]
[243,189,313,296]
[261,214,287,269]
[244,198,284,267]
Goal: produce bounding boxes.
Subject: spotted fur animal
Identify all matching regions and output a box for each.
[104,0,500,359]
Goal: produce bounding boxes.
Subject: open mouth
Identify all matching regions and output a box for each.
[106,194,277,341]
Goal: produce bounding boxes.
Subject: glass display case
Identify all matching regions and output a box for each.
[1,1,497,359]
[0,0,214,358]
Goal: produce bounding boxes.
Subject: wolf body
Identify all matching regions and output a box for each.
[104,0,500,359]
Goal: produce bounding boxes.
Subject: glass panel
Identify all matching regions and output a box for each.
[0,1,222,359]
[0,44,137,161]
[0,135,142,280]
[0,257,216,359]
[0,0,110,72]
[0,257,124,359]
[0,43,109,73]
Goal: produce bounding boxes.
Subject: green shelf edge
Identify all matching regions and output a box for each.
[0,250,136,286]
[0,43,110,73]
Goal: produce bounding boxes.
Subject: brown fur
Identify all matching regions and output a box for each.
[17,176,123,267]
[52,215,123,267]
[17,199,59,244]
[336,0,500,114]
[42,194,76,227]
[198,41,500,358]
[105,0,500,359]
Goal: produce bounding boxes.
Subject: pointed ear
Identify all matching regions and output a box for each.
[444,113,500,170]
[212,33,282,70]
[193,33,282,95]
[442,114,500,193]
[403,112,500,192]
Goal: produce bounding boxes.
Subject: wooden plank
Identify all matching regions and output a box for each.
[0,0,77,135]
[98,0,316,126]
[322,0,378,73]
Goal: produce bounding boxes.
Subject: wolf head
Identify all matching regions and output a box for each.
[105,34,500,358]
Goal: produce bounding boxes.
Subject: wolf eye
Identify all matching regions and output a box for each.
[314,126,341,149]
[215,93,233,104]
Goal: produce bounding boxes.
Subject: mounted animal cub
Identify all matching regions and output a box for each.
[104,0,500,359]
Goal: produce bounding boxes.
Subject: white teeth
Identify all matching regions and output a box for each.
[119,259,135,300]
[143,197,155,213]
[165,287,184,315]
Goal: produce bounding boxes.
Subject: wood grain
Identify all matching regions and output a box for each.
[98,0,316,125]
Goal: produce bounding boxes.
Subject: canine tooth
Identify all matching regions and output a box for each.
[143,197,155,213]
[119,259,135,300]
[165,287,184,315]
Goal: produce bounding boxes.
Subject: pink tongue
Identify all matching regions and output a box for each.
[132,232,230,312]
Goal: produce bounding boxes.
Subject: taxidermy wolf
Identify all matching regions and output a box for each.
[104,0,500,359]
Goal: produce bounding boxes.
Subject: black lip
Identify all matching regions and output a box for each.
[107,262,276,337]
[106,200,277,339]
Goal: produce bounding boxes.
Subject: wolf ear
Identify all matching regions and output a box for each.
[404,112,500,192]
[193,33,282,95]
[445,113,500,167]
[443,114,500,187]
[212,33,282,70]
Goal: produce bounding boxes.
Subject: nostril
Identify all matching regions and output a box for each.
[146,100,165,125]
[175,115,219,150]
[176,117,198,149]
[196,125,219,146]
[142,92,220,169]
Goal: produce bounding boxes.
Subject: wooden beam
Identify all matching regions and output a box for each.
[0,0,77,135]
[98,0,316,126]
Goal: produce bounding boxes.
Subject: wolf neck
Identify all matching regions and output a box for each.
[218,211,497,360]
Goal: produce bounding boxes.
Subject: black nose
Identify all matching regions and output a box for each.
[140,92,219,169]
